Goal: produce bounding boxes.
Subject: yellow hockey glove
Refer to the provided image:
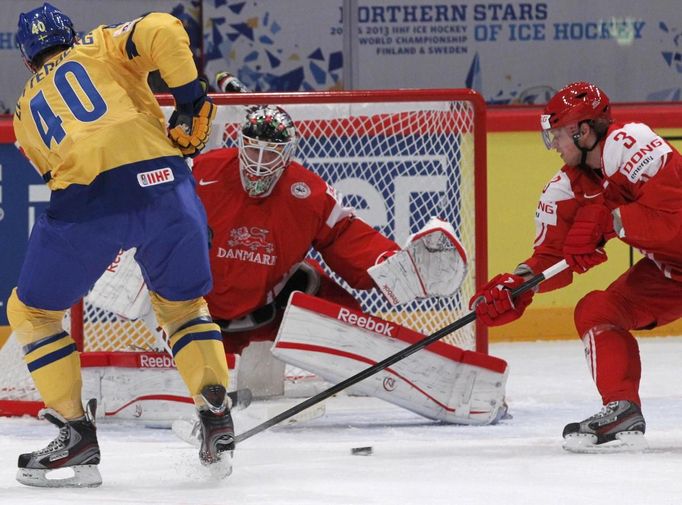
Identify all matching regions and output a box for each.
[168,78,216,157]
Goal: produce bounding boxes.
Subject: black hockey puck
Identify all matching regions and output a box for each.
[351,446,373,456]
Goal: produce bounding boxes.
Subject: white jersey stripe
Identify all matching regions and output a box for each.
[325,202,353,228]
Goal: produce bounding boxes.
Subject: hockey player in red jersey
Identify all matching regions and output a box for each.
[470,81,682,452]
[192,104,401,354]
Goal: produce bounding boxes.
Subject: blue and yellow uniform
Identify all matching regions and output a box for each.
[14,12,201,216]
[8,11,228,422]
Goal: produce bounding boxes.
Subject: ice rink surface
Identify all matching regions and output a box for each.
[2,337,682,505]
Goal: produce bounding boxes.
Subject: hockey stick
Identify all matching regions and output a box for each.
[234,259,569,444]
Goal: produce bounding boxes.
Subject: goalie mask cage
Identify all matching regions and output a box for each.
[0,89,487,416]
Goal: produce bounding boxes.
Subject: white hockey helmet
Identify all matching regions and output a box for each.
[237,105,297,197]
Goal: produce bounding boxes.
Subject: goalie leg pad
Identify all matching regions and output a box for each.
[87,248,152,320]
[272,292,507,425]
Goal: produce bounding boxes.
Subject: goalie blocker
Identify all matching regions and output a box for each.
[272,292,508,425]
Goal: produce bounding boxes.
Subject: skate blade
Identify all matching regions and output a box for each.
[202,450,234,479]
[16,464,102,488]
[562,431,648,454]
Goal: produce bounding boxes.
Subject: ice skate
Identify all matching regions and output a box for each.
[197,385,235,478]
[562,400,647,453]
[172,388,251,448]
[16,399,102,488]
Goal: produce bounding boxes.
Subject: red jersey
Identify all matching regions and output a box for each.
[192,148,399,320]
[523,122,682,291]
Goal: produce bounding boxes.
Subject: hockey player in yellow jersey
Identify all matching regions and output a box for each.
[9,4,234,487]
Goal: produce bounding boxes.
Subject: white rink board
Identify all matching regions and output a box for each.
[2,337,682,504]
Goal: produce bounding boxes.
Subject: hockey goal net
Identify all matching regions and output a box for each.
[0,89,487,415]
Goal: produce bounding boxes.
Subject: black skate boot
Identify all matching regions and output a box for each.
[562,400,647,453]
[16,399,101,487]
[172,388,252,448]
[198,384,235,477]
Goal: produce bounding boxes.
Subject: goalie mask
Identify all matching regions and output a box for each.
[16,3,76,71]
[540,81,612,150]
[237,105,297,198]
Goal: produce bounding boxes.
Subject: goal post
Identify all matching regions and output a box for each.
[0,89,487,416]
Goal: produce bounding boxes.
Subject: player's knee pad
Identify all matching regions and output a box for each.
[149,292,214,336]
[574,290,626,336]
[152,293,229,400]
[7,288,65,345]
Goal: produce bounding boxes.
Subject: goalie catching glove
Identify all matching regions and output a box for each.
[368,217,467,306]
[168,77,216,157]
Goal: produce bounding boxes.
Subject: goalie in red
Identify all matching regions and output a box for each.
[471,81,682,453]
[192,103,467,356]
[169,102,509,436]
[195,103,405,355]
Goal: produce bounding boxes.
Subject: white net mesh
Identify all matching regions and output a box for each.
[0,334,36,405]
[0,92,485,410]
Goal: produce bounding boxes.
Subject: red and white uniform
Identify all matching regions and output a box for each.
[192,148,398,351]
[523,122,682,406]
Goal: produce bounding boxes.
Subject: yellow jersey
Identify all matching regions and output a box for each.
[13,13,197,191]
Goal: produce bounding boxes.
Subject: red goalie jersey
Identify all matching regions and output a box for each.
[524,121,682,292]
[192,147,399,322]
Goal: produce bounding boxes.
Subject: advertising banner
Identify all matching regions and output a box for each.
[204,0,681,102]
[0,1,680,107]
[347,0,682,102]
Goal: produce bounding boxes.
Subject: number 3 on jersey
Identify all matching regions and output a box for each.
[29,61,108,147]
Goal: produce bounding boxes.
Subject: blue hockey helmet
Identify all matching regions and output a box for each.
[16,3,76,69]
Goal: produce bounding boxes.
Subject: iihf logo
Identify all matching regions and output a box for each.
[137,167,174,187]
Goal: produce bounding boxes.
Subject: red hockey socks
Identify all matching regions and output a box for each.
[581,324,641,406]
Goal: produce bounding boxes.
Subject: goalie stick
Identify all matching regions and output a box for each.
[234,259,569,444]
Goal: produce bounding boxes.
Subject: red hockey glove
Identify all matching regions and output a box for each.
[468,273,534,327]
[563,204,611,273]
